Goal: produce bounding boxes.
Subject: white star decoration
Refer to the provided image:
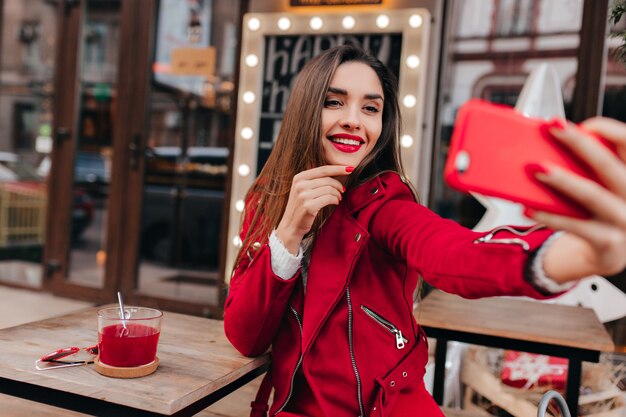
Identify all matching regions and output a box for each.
[472,63,626,323]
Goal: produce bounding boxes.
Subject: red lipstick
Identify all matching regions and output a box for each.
[331,133,364,142]
[327,133,364,153]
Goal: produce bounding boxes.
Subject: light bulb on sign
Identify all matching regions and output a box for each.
[376,15,390,29]
[310,17,323,31]
[401,134,414,148]
[238,164,251,176]
[233,236,242,247]
[247,17,260,32]
[406,55,420,69]
[342,16,356,30]
[235,200,245,212]
[277,17,291,31]
[245,54,259,67]
[403,94,417,108]
[409,14,423,28]
[242,91,256,104]
[241,127,254,140]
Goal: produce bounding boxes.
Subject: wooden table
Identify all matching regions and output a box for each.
[0,306,269,417]
[416,290,615,417]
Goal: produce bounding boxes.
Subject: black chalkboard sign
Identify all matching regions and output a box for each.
[257,33,403,173]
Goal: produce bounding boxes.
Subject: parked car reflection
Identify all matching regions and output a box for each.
[38,151,110,198]
[73,152,110,197]
[37,147,229,267]
[140,147,228,269]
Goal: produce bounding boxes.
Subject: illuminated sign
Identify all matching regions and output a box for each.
[171,47,216,77]
[225,9,431,284]
[291,0,382,5]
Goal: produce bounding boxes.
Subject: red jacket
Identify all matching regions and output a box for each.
[224,172,554,417]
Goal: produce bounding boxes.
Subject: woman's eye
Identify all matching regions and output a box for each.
[324,99,341,107]
[365,105,380,113]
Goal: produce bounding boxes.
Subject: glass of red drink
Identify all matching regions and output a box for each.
[97,306,162,368]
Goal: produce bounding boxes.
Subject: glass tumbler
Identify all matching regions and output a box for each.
[97,306,162,367]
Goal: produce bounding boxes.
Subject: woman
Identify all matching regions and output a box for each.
[224,45,626,417]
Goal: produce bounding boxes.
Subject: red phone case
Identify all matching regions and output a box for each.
[444,99,601,218]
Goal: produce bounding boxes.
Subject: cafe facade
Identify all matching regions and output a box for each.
[0,0,624,320]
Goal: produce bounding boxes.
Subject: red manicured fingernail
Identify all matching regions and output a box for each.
[540,119,567,138]
[525,163,548,177]
[523,207,536,218]
[345,166,354,173]
[342,186,346,192]
[548,118,566,130]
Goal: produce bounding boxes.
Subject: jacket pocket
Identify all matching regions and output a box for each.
[360,305,409,350]
[370,330,429,417]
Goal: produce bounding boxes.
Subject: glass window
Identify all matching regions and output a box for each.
[136,0,240,304]
[0,0,56,286]
[605,3,626,123]
[496,0,535,36]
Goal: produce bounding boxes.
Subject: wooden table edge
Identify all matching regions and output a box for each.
[415,291,616,353]
[170,353,270,413]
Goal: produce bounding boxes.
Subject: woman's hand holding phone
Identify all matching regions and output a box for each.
[444,100,614,218]
[444,100,626,283]
[527,118,626,283]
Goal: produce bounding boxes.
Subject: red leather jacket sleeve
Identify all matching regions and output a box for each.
[370,198,556,299]
[223,206,299,357]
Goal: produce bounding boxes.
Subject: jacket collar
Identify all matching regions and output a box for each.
[344,172,389,215]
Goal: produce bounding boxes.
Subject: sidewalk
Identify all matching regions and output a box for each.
[0,286,93,329]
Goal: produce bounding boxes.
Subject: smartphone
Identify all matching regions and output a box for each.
[444,99,609,219]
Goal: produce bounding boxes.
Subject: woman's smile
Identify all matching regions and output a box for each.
[327,133,365,153]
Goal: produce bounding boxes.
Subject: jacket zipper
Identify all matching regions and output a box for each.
[473,224,545,252]
[360,305,408,349]
[274,306,303,415]
[346,287,365,417]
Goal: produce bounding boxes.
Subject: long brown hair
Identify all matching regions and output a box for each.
[235,45,413,267]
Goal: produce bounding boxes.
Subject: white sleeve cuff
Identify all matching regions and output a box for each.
[269,230,303,280]
[531,231,576,293]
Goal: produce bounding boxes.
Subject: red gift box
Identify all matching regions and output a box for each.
[501,350,568,390]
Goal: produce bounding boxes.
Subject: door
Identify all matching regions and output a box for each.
[44,0,121,301]
[116,0,242,317]
[41,0,240,313]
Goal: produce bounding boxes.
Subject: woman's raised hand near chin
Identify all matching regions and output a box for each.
[528,117,626,282]
[275,165,352,254]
